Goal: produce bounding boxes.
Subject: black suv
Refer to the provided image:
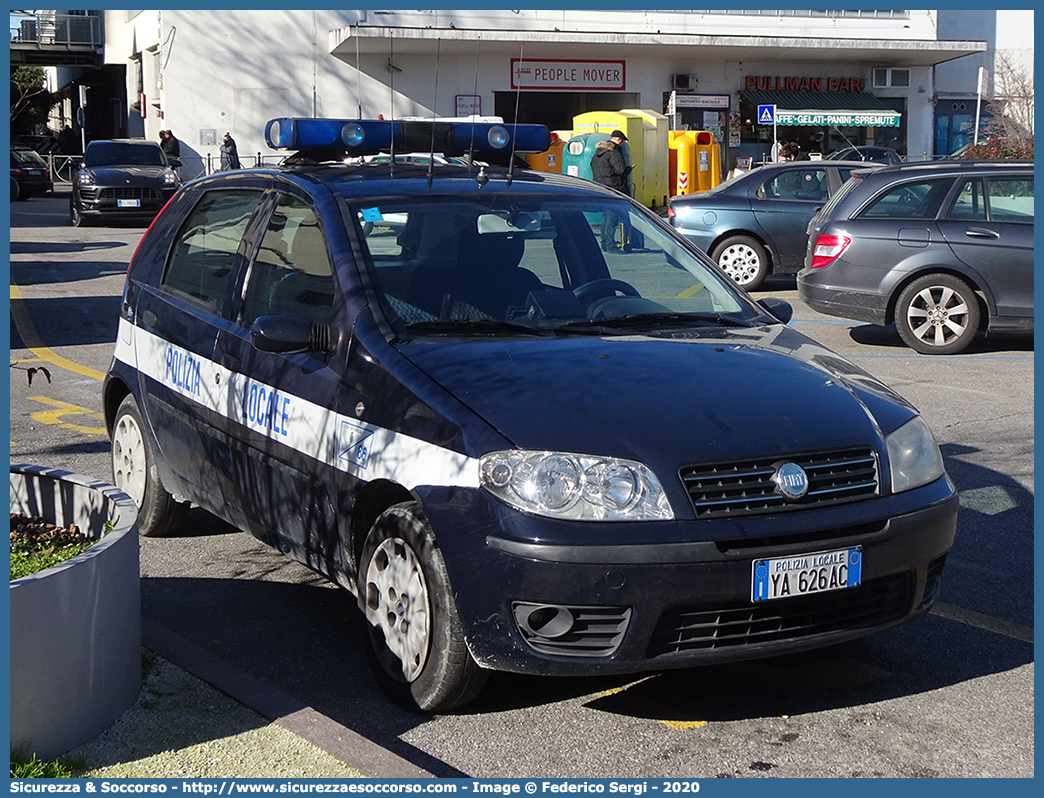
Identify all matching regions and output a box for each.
[70,139,181,226]
[799,160,1033,354]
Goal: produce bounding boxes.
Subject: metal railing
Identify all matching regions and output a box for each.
[9,12,103,49]
[43,152,289,186]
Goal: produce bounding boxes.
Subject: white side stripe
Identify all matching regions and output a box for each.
[116,318,481,489]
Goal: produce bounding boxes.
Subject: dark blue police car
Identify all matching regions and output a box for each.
[104,117,958,711]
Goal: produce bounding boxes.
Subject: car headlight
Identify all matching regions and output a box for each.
[886,416,945,493]
[77,170,95,186]
[163,171,178,185]
[479,450,674,521]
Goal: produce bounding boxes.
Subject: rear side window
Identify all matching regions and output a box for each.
[859,178,952,220]
[162,190,261,309]
[985,176,1034,223]
[764,168,829,201]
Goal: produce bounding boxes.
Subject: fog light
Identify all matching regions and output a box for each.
[514,603,575,639]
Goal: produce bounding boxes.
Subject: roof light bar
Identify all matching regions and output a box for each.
[265,118,551,159]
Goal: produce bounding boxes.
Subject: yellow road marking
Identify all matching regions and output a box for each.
[675,283,705,299]
[28,396,107,435]
[10,284,107,381]
[932,602,1033,644]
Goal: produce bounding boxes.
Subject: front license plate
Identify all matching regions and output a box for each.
[752,547,862,602]
[117,199,140,208]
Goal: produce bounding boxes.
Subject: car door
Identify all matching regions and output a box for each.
[214,189,346,563]
[749,166,831,269]
[134,186,264,510]
[937,173,1034,324]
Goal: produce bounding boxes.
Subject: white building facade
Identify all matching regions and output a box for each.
[97,9,1028,178]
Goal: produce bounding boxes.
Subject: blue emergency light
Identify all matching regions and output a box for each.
[264,118,551,159]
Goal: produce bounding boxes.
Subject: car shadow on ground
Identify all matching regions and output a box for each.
[849,323,1034,354]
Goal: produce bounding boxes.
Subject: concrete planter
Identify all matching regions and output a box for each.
[10,464,141,760]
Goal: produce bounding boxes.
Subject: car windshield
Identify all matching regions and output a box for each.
[84,142,167,167]
[348,191,761,335]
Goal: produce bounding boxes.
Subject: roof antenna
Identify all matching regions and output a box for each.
[427,37,442,188]
[388,31,396,177]
[468,36,481,172]
[505,42,524,187]
[354,22,361,118]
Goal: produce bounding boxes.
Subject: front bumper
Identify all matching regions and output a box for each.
[797,269,890,325]
[420,476,958,676]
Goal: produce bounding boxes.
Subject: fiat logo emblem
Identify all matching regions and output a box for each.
[772,462,809,501]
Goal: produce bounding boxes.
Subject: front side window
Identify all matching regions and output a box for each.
[859,178,952,220]
[240,195,334,327]
[162,190,261,309]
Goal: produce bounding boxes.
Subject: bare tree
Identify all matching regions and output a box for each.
[963,52,1034,158]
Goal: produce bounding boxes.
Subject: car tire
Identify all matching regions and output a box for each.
[111,394,187,537]
[70,199,90,227]
[11,177,22,201]
[358,501,488,712]
[711,235,770,290]
[895,274,981,355]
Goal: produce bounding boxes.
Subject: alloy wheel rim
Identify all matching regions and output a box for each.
[907,286,969,347]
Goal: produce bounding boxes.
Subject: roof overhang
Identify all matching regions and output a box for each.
[330,26,986,68]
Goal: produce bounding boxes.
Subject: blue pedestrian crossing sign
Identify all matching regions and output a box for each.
[758,104,776,124]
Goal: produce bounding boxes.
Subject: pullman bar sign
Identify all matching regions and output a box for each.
[745,75,866,92]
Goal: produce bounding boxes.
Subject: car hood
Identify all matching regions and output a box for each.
[397,325,917,466]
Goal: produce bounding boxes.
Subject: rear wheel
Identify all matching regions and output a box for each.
[711,235,770,290]
[895,273,980,354]
[358,502,488,712]
[11,177,22,201]
[111,394,187,537]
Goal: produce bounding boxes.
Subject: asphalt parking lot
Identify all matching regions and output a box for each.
[9,190,1034,778]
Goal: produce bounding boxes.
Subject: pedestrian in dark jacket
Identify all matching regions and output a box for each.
[590,130,633,251]
[219,132,241,171]
[159,130,181,159]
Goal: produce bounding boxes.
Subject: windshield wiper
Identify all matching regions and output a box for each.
[556,312,752,331]
[403,318,550,336]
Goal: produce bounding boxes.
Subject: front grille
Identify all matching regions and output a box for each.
[647,572,911,658]
[680,447,879,519]
[98,186,162,202]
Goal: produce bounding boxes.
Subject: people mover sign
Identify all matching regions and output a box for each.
[511,58,626,91]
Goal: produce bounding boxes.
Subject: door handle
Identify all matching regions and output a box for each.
[221,353,241,372]
[965,228,1000,239]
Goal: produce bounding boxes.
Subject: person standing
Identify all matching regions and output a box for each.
[219,132,241,171]
[160,129,181,159]
[589,129,633,251]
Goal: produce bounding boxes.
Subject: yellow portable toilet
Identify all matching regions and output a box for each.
[669,130,697,196]
[619,109,669,210]
[572,110,669,210]
[524,131,566,173]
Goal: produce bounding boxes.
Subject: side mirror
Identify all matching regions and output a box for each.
[758,297,793,325]
[168,158,182,169]
[250,315,335,354]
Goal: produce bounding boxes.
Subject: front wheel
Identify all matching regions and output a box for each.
[358,502,488,712]
[70,199,89,227]
[895,274,980,354]
[111,394,187,536]
[711,235,769,290]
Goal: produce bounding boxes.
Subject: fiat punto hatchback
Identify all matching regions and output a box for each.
[105,118,958,711]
